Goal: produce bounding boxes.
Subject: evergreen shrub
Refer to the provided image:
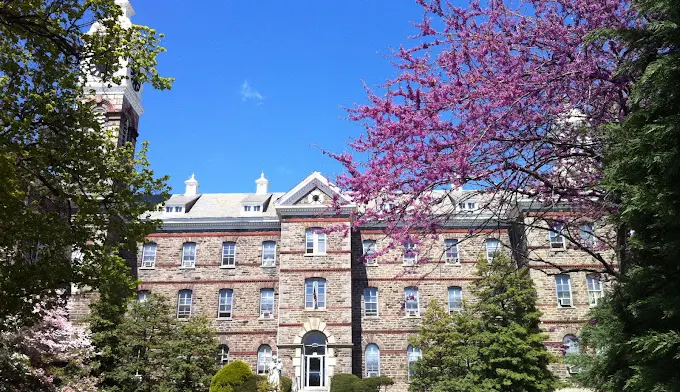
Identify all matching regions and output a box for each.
[210,360,253,392]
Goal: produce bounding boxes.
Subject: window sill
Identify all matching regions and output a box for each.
[446,260,461,265]
[364,315,380,319]
[557,305,574,309]
[261,264,276,268]
[303,253,327,257]
[219,265,236,269]
[258,316,276,321]
[403,262,417,267]
[404,315,422,319]
[179,267,196,270]
[365,263,378,267]
[550,247,567,252]
[304,308,327,312]
[216,317,233,321]
[139,266,156,270]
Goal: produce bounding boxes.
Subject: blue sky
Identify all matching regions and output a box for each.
[132,1,424,194]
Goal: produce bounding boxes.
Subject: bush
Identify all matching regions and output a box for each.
[330,374,393,392]
[233,374,266,392]
[280,376,293,392]
[210,360,253,392]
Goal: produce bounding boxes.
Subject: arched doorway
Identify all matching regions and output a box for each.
[302,331,327,388]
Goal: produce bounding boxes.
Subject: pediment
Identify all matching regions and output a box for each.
[276,172,352,207]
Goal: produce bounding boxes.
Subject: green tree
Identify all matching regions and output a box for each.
[566,0,680,389]
[409,254,559,392]
[92,293,218,392]
[0,0,172,328]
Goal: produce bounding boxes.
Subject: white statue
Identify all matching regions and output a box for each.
[267,355,282,389]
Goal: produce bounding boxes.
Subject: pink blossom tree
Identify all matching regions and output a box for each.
[0,306,97,392]
[329,0,635,276]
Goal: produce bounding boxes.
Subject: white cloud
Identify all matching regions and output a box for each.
[240,80,264,103]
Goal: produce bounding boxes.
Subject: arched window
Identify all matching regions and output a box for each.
[448,286,463,312]
[305,228,327,254]
[257,345,272,375]
[407,345,422,382]
[221,242,236,267]
[404,287,419,317]
[365,344,380,377]
[177,290,192,318]
[305,278,326,309]
[563,335,580,355]
[218,289,233,319]
[217,344,229,367]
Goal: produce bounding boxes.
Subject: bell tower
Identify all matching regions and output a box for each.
[85,0,143,149]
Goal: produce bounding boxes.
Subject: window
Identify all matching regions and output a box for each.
[364,287,378,316]
[217,344,229,367]
[448,286,463,312]
[260,289,274,318]
[305,279,326,309]
[580,223,595,246]
[181,242,196,268]
[587,275,604,306]
[243,205,251,212]
[404,287,420,317]
[137,290,150,303]
[254,205,261,212]
[555,275,573,307]
[221,242,236,267]
[549,223,566,249]
[563,335,580,355]
[407,345,422,382]
[165,206,173,212]
[262,241,276,267]
[362,240,377,264]
[485,238,501,261]
[305,228,327,254]
[403,242,417,265]
[218,289,233,318]
[174,206,183,213]
[365,344,380,377]
[444,239,459,263]
[458,201,476,211]
[141,243,156,268]
[256,345,272,375]
[177,290,192,318]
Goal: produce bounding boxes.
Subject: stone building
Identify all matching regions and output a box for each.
[136,172,612,392]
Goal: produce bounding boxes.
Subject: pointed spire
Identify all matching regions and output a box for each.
[184,173,199,197]
[255,171,269,195]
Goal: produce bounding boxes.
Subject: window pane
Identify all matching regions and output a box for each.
[142,243,156,268]
[580,223,594,246]
[448,287,463,311]
[365,344,380,377]
[587,275,603,306]
[137,290,150,303]
[317,233,326,253]
[408,345,422,381]
[177,290,192,318]
[445,239,459,262]
[262,241,276,266]
[222,242,236,267]
[485,239,500,260]
[260,289,274,317]
[555,275,572,306]
[362,240,377,264]
[550,224,565,248]
[218,289,233,318]
[305,279,326,309]
[257,345,272,375]
[563,335,580,355]
[364,287,378,316]
[306,230,314,254]
[182,243,196,267]
[403,242,416,264]
[405,287,419,316]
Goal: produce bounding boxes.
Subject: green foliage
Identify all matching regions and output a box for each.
[0,0,171,329]
[330,374,394,392]
[90,293,218,391]
[210,360,254,392]
[409,254,559,392]
[280,376,293,392]
[569,0,680,390]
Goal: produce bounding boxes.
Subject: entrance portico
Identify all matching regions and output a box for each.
[292,318,337,391]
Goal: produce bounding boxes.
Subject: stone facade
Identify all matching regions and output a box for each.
[129,172,612,392]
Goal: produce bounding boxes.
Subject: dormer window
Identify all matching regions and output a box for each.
[243,204,262,213]
[458,201,476,211]
[165,206,173,212]
[174,206,183,213]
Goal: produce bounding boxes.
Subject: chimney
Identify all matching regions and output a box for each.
[255,172,269,195]
[184,174,199,197]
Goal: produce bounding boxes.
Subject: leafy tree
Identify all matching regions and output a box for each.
[409,255,558,392]
[328,0,637,276]
[564,0,680,389]
[93,293,218,392]
[0,0,171,328]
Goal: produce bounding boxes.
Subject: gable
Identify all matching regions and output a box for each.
[276,172,352,207]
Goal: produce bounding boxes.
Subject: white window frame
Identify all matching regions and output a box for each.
[256,345,272,375]
[403,242,417,265]
[221,242,236,268]
[444,239,459,263]
[141,243,156,268]
[485,238,500,261]
[448,286,463,312]
[365,344,380,377]
[364,287,379,317]
[218,289,233,319]
[305,228,327,255]
[404,287,420,317]
[586,275,604,306]
[549,223,566,249]
[261,241,276,267]
[555,275,573,307]
[305,278,326,310]
[181,242,196,268]
[362,240,377,264]
[177,290,192,318]
[218,344,229,367]
[407,345,422,382]
[260,288,275,318]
